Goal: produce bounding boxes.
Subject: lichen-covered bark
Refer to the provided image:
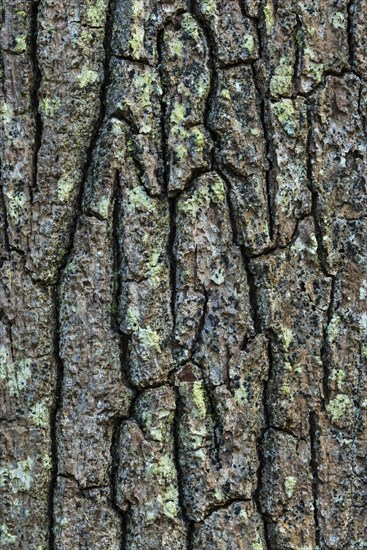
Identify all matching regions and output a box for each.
[0,0,366,549]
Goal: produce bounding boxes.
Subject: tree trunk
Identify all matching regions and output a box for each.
[1,0,366,548]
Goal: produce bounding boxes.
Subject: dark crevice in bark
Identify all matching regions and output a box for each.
[0,27,9,257]
[205,387,223,469]
[293,15,302,91]
[306,101,334,279]
[347,0,355,69]
[48,284,64,550]
[0,185,10,257]
[191,0,217,173]
[30,0,42,203]
[201,497,252,521]
[48,1,117,546]
[189,286,208,362]
[112,169,132,388]
[309,411,321,548]
[252,335,273,550]
[111,170,135,550]
[321,275,336,408]
[358,81,367,142]
[252,3,275,245]
[113,53,152,66]
[57,472,109,492]
[157,15,192,549]
[168,197,178,333]
[243,258,262,334]
[251,63,274,245]
[157,25,169,193]
[110,419,127,550]
[173,388,194,549]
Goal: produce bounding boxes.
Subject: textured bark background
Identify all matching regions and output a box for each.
[0,0,366,548]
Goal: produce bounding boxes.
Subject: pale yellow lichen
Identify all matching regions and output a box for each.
[85,0,106,27]
[263,1,274,32]
[57,177,74,203]
[284,475,297,497]
[192,381,207,419]
[14,35,27,53]
[40,96,61,118]
[126,186,154,212]
[181,13,200,41]
[29,401,49,428]
[7,192,27,220]
[331,11,345,30]
[270,57,293,98]
[0,457,34,493]
[326,394,351,422]
[243,34,255,53]
[170,102,186,125]
[0,347,32,396]
[76,68,99,88]
[0,524,17,544]
[272,99,297,136]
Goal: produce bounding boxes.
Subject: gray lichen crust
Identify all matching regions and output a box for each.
[0,0,366,548]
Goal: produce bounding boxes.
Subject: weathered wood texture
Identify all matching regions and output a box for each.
[0,0,366,548]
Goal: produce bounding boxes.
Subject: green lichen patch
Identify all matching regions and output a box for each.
[330,11,345,30]
[270,58,293,98]
[192,381,207,419]
[57,177,75,203]
[85,0,107,27]
[76,68,100,88]
[272,99,297,136]
[263,1,274,33]
[0,346,32,396]
[326,394,351,422]
[284,475,297,497]
[6,191,27,220]
[14,35,27,53]
[40,96,61,118]
[0,457,34,493]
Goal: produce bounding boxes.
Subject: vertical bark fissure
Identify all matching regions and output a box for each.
[173,388,194,549]
[306,101,332,278]
[111,169,130,550]
[253,3,274,244]
[309,411,321,548]
[157,17,191,547]
[347,0,355,69]
[252,333,273,550]
[48,1,117,545]
[252,63,275,245]
[30,0,42,202]
[48,285,63,550]
[0,183,10,256]
[320,276,336,408]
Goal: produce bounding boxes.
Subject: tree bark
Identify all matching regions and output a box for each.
[1,0,366,548]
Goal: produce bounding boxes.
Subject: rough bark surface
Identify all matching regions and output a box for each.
[0,0,366,548]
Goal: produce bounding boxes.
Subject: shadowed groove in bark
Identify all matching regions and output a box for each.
[251,64,275,245]
[173,386,194,549]
[111,169,133,550]
[0,10,9,258]
[320,276,336,408]
[157,16,190,546]
[30,0,42,202]
[48,0,118,545]
[48,283,64,549]
[306,100,333,279]
[0,184,10,257]
[309,411,321,548]
[347,0,355,68]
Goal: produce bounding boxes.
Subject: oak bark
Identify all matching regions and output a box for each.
[1,0,366,548]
